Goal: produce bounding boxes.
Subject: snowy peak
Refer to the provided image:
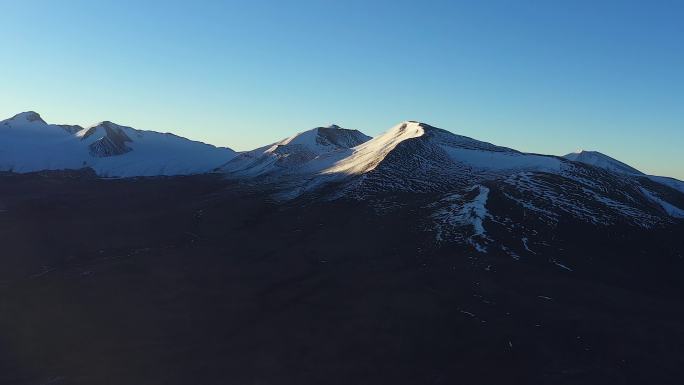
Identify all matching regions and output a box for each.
[323,121,426,175]
[5,111,46,125]
[91,124,133,157]
[222,124,371,177]
[275,125,370,149]
[221,120,568,197]
[2,112,81,134]
[80,121,134,136]
[77,121,139,157]
[316,125,371,148]
[563,150,643,175]
[323,121,554,178]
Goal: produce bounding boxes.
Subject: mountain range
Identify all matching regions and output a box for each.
[2,111,682,258]
[0,111,236,177]
[2,111,684,384]
[2,111,681,188]
[3,111,682,220]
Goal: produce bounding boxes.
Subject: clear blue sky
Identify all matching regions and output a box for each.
[2,0,682,178]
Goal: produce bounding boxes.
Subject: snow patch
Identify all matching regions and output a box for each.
[431,185,491,252]
[521,237,536,254]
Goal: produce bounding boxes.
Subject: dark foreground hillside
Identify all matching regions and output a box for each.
[0,171,683,385]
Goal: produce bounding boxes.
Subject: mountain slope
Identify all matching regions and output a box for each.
[0,112,236,177]
[223,121,567,197]
[646,175,684,194]
[220,120,684,255]
[326,121,564,195]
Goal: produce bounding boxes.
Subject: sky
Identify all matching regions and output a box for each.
[1,0,682,178]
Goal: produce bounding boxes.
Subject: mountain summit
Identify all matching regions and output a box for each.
[323,121,559,181]
[220,124,370,178]
[563,150,644,175]
[7,111,46,124]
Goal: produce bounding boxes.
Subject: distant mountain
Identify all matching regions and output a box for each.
[2,111,683,254]
[563,150,644,175]
[0,112,236,177]
[221,124,370,177]
[219,124,370,198]
[562,149,684,196]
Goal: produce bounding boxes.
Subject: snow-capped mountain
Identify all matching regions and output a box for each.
[221,124,370,177]
[324,121,564,195]
[222,121,565,196]
[2,111,682,253]
[326,121,559,176]
[562,149,684,195]
[0,112,236,177]
[563,150,644,175]
[2,114,681,385]
[220,120,684,255]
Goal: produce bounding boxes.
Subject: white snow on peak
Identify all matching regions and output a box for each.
[323,121,562,177]
[6,111,46,124]
[0,112,236,177]
[273,128,319,147]
[274,124,370,149]
[222,124,371,177]
[323,121,426,175]
[563,150,643,175]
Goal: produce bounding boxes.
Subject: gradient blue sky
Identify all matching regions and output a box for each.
[2,0,682,178]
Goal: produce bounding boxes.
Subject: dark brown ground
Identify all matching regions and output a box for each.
[0,171,683,385]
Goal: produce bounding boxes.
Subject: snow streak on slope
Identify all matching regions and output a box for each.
[563,150,643,175]
[640,187,684,218]
[430,185,491,252]
[500,170,662,228]
[0,112,236,177]
[323,122,426,175]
